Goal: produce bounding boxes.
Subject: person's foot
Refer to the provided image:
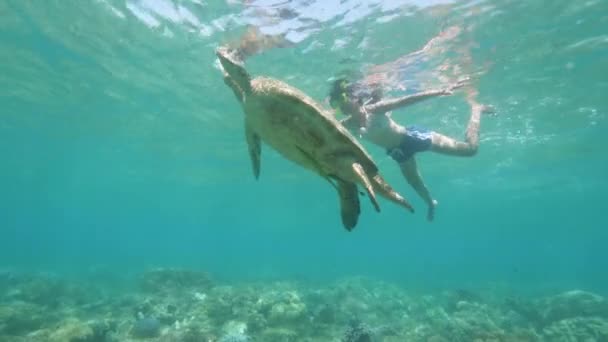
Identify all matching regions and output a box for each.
[427,199,438,222]
[445,77,471,94]
[480,104,496,116]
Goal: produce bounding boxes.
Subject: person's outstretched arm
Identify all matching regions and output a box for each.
[365,88,451,114]
[365,78,468,114]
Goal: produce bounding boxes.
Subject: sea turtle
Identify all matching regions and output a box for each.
[216,46,414,230]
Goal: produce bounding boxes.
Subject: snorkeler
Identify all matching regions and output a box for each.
[328,78,493,222]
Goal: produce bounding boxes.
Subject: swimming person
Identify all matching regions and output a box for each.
[327,78,493,222]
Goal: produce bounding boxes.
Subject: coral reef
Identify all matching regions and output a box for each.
[1,269,607,341]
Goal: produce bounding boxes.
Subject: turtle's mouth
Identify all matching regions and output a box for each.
[216,49,230,64]
[215,46,230,57]
[216,47,243,66]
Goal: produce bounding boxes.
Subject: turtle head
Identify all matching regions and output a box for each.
[216,46,252,97]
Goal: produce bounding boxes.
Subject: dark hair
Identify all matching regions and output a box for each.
[329,78,383,108]
[329,78,352,107]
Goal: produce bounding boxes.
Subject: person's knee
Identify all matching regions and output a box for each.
[398,163,416,185]
[403,175,416,186]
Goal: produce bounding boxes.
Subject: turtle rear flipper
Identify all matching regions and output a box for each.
[294,147,361,230]
[372,174,415,213]
[352,162,380,212]
[336,180,360,231]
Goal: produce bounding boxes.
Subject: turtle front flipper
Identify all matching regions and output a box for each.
[245,122,261,179]
[352,162,380,212]
[336,179,360,231]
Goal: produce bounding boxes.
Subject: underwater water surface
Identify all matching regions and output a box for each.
[1,0,608,341]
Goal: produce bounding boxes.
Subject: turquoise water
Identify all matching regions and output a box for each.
[1,0,607,306]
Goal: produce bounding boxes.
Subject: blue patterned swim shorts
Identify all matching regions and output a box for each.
[386,125,433,163]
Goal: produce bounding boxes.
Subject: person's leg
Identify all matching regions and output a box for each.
[398,157,437,221]
[430,88,491,156]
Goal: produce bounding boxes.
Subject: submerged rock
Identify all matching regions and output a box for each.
[2,273,90,308]
[258,327,298,342]
[444,288,483,313]
[131,317,161,339]
[342,320,374,342]
[221,320,248,337]
[134,298,180,325]
[503,295,544,329]
[218,332,251,342]
[542,317,608,341]
[48,318,105,342]
[155,315,214,342]
[312,303,336,325]
[0,301,47,335]
[205,285,258,326]
[266,291,307,325]
[139,268,213,294]
[540,290,608,323]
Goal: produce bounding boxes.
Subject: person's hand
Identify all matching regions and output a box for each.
[442,77,471,95]
[440,88,454,96]
[427,199,438,222]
